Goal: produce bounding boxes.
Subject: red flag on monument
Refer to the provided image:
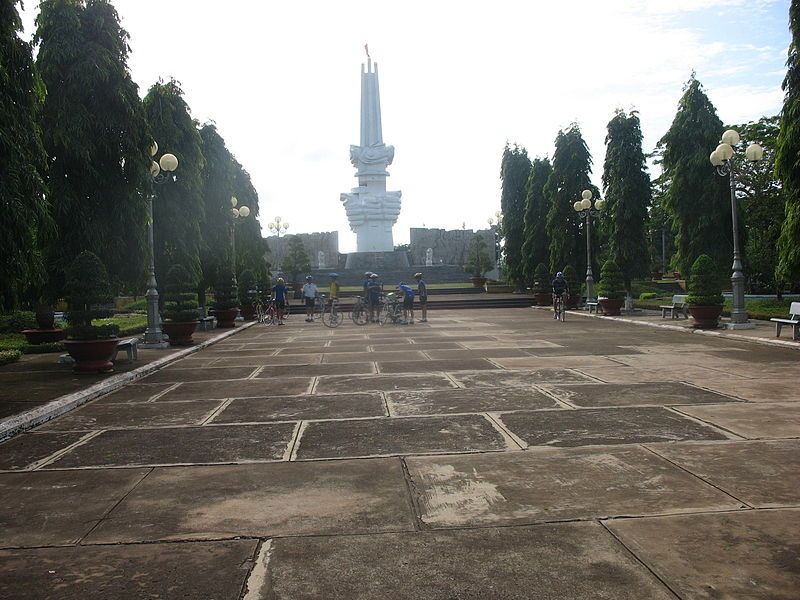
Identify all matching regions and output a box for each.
[364,43,370,58]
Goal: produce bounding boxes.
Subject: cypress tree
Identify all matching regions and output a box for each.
[545,125,597,276]
[602,110,652,291]
[231,159,269,283]
[776,0,800,287]
[500,144,531,289]
[0,0,51,308]
[143,79,205,285]
[521,158,552,287]
[658,75,730,279]
[35,0,151,294]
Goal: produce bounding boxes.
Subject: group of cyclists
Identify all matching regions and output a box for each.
[262,271,429,326]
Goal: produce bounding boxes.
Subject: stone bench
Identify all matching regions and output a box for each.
[770,302,800,341]
[198,316,217,331]
[114,337,139,362]
[660,295,688,319]
[586,300,603,314]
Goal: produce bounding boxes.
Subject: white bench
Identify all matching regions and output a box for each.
[770,302,800,341]
[586,299,604,314]
[114,337,139,361]
[660,295,688,319]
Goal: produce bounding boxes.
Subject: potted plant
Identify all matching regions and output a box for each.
[22,302,65,345]
[238,269,257,320]
[63,251,119,373]
[162,265,200,345]
[562,265,580,309]
[686,254,724,329]
[464,234,493,288]
[212,272,240,328]
[596,259,625,315]
[532,263,551,306]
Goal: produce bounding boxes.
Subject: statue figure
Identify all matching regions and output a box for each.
[425,248,433,267]
[318,251,325,269]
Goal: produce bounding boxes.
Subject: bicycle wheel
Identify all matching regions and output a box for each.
[352,304,369,326]
[322,302,342,328]
[377,303,391,326]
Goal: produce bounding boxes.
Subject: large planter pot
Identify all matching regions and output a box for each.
[240,304,255,320]
[213,308,239,328]
[64,338,119,373]
[22,328,66,345]
[162,321,199,346]
[688,304,723,329]
[534,293,552,306]
[566,294,580,310]
[470,276,487,288]
[599,298,624,316]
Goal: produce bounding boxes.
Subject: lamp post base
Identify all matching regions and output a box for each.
[722,321,756,330]
[140,339,170,349]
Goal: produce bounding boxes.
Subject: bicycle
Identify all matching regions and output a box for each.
[310,294,326,322]
[253,298,268,324]
[553,292,566,322]
[322,297,343,328]
[378,293,403,325]
[350,296,369,326]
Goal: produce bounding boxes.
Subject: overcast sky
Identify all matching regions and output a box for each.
[20,0,790,252]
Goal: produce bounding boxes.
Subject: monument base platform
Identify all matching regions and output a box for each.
[344,251,410,271]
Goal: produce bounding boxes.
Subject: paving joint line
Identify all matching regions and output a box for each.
[380,391,392,417]
[399,457,425,531]
[664,406,747,440]
[146,382,181,402]
[27,430,105,470]
[241,539,273,600]
[247,366,265,380]
[200,399,234,425]
[534,385,578,409]
[442,372,464,388]
[484,412,528,450]
[287,421,307,461]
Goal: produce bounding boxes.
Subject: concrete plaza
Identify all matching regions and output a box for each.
[0,308,798,599]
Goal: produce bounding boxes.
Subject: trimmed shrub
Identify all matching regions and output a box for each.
[596,260,625,299]
[64,251,119,340]
[686,254,724,306]
[639,292,659,300]
[163,265,200,322]
[238,269,259,305]
[0,349,22,366]
[532,263,550,294]
[212,271,240,311]
[0,311,36,333]
[562,265,580,295]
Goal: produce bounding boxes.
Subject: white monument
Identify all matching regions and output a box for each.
[340,53,402,253]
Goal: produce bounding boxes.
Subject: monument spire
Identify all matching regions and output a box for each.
[340,52,402,254]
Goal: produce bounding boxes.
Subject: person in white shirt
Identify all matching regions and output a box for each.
[302,276,318,322]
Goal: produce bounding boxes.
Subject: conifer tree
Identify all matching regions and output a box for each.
[658,75,730,278]
[602,110,651,292]
[143,79,205,286]
[231,159,269,283]
[776,0,800,288]
[0,0,51,308]
[499,144,531,289]
[545,125,597,276]
[521,158,552,287]
[36,0,151,294]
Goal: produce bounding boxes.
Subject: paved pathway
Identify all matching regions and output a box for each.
[1,309,798,599]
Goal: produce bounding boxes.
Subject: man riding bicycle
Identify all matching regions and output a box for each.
[551,271,569,320]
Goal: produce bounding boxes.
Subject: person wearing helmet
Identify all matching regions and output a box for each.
[272,277,289,325]
[367,273,381,322]
[551,271,569,319]
[414,272,428,322]
[397,281,415,324]
[302,275,318,322]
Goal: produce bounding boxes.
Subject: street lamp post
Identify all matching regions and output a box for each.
[142,142,179,348]
[268,217,290,272]
[709,129,764,329]
[573,190,605,304]
[229,196,250,290]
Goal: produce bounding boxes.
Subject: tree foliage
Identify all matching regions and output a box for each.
[521,158,552,287]
[602,109,651,290]
[499,144,531,288]
[163,264,199,322]
[596,259,625,299]
[545,125,597,276]
[64,250,118,339]
[776,0,800,288]
[658,75,730,279]
[0,0,51,308]
[35,0,151,295]
[143,79,205,285]
[232,159,269,283]
[464,234,493,277]
[281,235,311,282]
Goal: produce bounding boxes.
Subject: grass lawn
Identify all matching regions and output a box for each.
[94,313,148,336]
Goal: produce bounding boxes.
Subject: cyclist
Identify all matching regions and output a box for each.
[302,275,318,322]
[397,282,415,324]
[328,273,340,300]
[272,277,289,325]
[367,273,381,322]
[551,271,569,320]
[414,272,428,323]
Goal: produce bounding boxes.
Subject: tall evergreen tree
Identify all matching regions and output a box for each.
[521,158,552,286]
[776,0,800,288]
[658,75,730,279]
[545,125,597,276]
[231,159,269,283]
[35,0,151,294]
[0,0,51,308]
[601,110,652,291]
[499,144,531,289]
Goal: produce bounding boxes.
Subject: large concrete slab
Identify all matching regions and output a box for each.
[378,358,497,373]
[500,407,727,447]
[321,350,428,363]
[0,431,87,470]
[424,348,530,359]
[255,362,374,378]
[647,439,800,507]
[676,401,800,438]
[86,459,414,542]
[406,446,741,528]
[36,400,222,431]
[141,365,256,383]
[296,414,507,459]
[49,423,296,468]
[92,382,176,404]
[0,540,257,599]
[684,377,800,402]
[542,382,738,407]
[451,368,593,387]
[264,522,675,600]
[386,386,559,415]
[314,374,456,394]
[493,355,623,369]
[607,509,800,600]
[212,393,387,423]
[157,377,314,401]
[211,353,324,366]
[0,469,148,547]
